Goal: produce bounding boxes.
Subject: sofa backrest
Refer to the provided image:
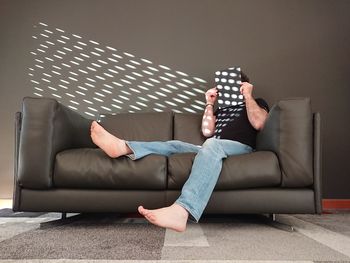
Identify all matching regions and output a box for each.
[100,112,207,145]
[99,112,173,141]
[256,97,314,187]
[173,113,206,146]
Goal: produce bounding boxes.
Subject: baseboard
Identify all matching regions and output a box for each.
[322,199,350,210]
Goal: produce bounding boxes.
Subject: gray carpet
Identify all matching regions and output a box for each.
[0,210,350,262]
[0,213,164,260]
[294,213,350,238]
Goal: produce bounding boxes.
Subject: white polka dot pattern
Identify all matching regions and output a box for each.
[214,66,243,110]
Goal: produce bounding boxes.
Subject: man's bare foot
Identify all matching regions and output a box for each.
[138,204,189,232]
[90,121,131,158]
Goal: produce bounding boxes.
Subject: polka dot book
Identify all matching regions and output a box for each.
[214,66,243,109]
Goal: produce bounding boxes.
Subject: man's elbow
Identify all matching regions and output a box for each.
[253,114,268,131]
[254,122,265,131]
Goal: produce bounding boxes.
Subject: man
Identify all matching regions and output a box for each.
[90,76,269,232]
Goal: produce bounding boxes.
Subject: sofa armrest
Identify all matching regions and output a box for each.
[256,97,313,187]
[17,97,95,189]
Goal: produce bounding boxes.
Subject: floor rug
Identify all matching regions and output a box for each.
[0,210,350,262]
[0,213,164,260]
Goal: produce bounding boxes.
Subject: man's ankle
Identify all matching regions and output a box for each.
[123,140,133,155]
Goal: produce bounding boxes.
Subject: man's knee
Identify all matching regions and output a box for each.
[202,138,225,156]
[202,137,220,149]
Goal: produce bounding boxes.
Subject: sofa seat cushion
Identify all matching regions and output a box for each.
[54,148,167,190]
[168,151,281,190]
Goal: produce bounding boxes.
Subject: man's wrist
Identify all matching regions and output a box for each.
[205,103,214,108]
[244,95,253,102]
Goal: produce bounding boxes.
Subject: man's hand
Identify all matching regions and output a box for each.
[205,87,218,104]
[240,82,253,101]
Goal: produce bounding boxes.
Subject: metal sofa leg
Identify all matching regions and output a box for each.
[40,212,80,229]
[262,213,295,232]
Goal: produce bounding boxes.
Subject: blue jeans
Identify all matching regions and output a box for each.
[125,138,252,223]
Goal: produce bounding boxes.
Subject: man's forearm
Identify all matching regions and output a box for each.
[201,105,216,137]
[245,97,268,130]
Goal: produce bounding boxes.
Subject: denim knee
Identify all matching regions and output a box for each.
[202,137,220,149]
[202,138,225,156]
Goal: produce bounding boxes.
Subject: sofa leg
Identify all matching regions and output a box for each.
[263,213,295,232]
[40,213,81,229]
[269,213,276,221]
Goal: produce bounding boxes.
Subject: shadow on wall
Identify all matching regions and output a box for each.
[29,22,208,118]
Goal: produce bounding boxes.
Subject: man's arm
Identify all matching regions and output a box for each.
[240,82,268,130]
[201,87,217,137]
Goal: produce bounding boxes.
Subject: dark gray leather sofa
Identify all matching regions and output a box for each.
[13,97,322,217]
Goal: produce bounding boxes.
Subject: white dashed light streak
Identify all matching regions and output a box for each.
[29,22,209,118]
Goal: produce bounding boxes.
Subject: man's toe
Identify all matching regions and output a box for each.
[138,206,146,215]
[145,213,156,223]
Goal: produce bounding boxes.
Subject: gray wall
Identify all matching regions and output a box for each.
[1,0,349,198]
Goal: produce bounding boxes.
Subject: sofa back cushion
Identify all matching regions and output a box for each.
[256,98,313,187]
[99,112,173,141]
[174,113,206,145]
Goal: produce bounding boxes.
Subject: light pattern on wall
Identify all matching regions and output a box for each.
[28,22,208,118]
